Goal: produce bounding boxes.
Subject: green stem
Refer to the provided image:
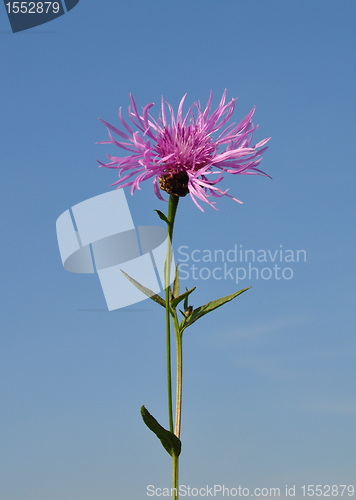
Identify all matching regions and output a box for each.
[172,453,179,500]
[172,314,182,500]
[164,195,179,435]
[173,316,183,439]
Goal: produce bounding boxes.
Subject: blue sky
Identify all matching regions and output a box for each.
[0,1,355,499]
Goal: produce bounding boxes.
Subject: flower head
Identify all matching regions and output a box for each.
[97,91,270,211]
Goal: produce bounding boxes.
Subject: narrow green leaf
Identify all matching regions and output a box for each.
[180,287,251,332]
[121,270,166,308]
[171,286,196,309]
[172,264,180,299]
[141,405,181,457]
[154,209,170,226]
[183,287,189,310]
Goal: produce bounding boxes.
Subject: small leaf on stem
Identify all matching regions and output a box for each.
[141,405,182,457]
[183,287,189,311]
[121,270,166,308]
[154,209,170,226]
[180,287,251,332]
[172,264,180,299]
[171,286,196,309]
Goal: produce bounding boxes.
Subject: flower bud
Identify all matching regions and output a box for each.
[185,305,193,317]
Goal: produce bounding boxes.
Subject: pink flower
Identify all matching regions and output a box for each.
[97,91,270,211]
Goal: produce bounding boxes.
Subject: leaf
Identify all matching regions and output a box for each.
[171,286,196,309]
[141,405,181,457]
[120,270,166,308]
[172,263,180,299]
[183,287,189,310]
[180,287,251,332]
[154,209,169,226]
[163,251,174,291]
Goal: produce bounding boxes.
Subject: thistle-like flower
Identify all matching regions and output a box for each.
[97,91,270,211]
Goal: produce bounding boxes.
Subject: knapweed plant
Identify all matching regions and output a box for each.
[98,91,270,499]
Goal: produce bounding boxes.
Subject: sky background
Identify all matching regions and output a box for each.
[0,1,355,499]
